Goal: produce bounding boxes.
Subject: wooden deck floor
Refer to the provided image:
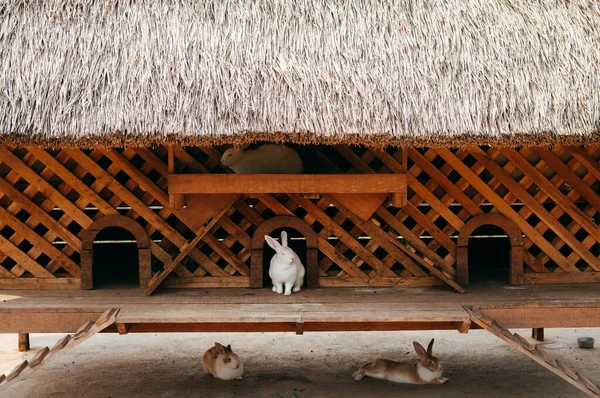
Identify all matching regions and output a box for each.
[1,284,600,334]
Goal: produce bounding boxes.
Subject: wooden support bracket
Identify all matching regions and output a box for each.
[457,320,471,334]
[295,316,304,335]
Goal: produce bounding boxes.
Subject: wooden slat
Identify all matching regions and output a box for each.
[513,333,535,351]
[5,361,28,381]
[169,174,407,195]
[96,308,119,326]
[28,347,50,368]
[50,335,71,353]
[578,373,600,395]
[556,360,579,380]
[73,321,94,339]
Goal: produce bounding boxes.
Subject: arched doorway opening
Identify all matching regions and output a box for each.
[251,216,318,289]
[92,227,139,287]
[81,215,151,289]
[466,225,510,284]
[457,214,523,286]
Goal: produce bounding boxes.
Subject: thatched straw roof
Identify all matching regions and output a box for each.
[1,0,599,148]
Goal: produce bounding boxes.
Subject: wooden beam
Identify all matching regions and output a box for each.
[167,145,186,209]
[169,174,407,195]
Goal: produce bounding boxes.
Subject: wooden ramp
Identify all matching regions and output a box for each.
[466,307,600,398]
[0,308,119,393]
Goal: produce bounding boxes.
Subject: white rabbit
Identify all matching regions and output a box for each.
[352,339,448,385]
[265,231,305,295]
[220,144,303,174]
[203,342,244,381]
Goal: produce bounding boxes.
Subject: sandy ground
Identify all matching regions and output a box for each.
[0,328,598,398]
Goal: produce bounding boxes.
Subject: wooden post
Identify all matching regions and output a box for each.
[18,333,30,352]
[532,328,544,342]
[168,145,186,209]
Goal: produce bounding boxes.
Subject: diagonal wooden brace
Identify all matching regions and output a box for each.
[145,206,230,295]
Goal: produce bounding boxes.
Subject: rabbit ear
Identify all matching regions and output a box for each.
[265,235,282,252]
[226,344,232,352]
[413,341,427,358]
[281,231,288,247]
[233,144,241,151]
[427,338,435,356]
[215,342,226,354]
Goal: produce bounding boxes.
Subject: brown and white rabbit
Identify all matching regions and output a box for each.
[220,144,303,174]
[265,231,305,295]
[353,339,448,385]
[202,342,244,380]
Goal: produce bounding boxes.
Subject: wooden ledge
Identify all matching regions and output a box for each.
[168,173,407,209]
[168,173,406,195]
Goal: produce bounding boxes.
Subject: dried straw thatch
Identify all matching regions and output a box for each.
[1,0,600,148]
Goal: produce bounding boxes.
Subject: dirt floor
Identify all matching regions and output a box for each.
[0,328,598,398]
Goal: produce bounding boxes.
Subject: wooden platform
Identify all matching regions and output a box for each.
[1,284,600,334]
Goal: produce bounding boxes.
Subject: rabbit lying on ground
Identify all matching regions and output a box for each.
[203,342,244,380]
[265,231,305,295]
[353,339,448,385]
[220,144,303,174]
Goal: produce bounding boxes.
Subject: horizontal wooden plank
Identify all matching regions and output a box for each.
[163,276,250,288]
[169,173,407,194]
[523,272,600,284]
[0,278,80,290]
[318,276,443,287]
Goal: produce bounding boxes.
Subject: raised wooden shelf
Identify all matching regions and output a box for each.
[168,173,407,209]
[169,174,406,195]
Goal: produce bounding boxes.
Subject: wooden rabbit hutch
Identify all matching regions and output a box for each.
[0,144,599,293]
[1,1,600,396]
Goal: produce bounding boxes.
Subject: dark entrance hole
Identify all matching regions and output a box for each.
[262,227,308,289]
[93,227,139,288]
[467,225,510,284]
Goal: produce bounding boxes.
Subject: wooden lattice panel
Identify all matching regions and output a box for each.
[0,144,598,289]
